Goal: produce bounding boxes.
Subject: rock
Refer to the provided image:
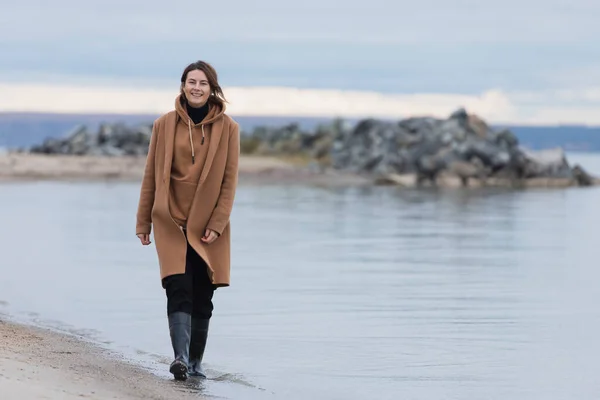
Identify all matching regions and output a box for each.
[29,122,152,157]
[398,117,439,141]
[454,138,511,171]
[446,159,488,187]
[414,146,452,186]
[64,126,92,155]
[572,164,594,186]
[521,147,572,178]
[447,108,490,139]
[493,129,519,149]
[449,108,469,121]
[467,114,490,138]
[30,138,62,154]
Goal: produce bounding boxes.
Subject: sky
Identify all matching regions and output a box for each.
[1,0,599,124]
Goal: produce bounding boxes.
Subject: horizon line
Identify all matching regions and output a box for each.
[1,110,600,128]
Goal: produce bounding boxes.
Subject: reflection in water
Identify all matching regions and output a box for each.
[1,178,599,400]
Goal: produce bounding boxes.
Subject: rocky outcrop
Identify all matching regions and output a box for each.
[29,123,152,156]
[24,109,596,187]
[240,108,596,187]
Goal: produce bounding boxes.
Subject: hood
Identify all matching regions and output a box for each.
[175,94,225,126]
[173,94,226,164]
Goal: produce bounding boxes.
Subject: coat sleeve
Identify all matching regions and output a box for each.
[135,121,159,235]
[206,121,240,235]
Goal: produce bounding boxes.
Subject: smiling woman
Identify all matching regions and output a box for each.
[183,70,210,107]
[135,60,240,381]
[180,62,226,109]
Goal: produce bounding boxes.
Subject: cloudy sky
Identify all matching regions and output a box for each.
[1,0,599,124]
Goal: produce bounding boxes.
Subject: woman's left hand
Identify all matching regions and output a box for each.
[201,229,219,244]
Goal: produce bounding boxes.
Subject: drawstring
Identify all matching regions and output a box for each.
[188,119,206,165]
[188,119,195,164]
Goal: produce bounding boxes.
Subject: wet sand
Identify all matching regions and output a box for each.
[0,318,205,400]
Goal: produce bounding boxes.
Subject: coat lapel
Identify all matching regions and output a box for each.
[198,117,224,184]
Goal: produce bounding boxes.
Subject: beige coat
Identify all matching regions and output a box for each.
[135,98,240,287]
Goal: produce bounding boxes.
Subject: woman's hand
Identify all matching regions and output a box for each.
[201,229,219,244]
[137,233,151,245]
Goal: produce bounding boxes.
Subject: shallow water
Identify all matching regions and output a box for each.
[1,153,600,400]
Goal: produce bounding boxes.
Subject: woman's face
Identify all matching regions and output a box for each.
[183,69,211,107]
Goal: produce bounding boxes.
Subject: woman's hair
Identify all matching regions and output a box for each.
[180,60,227,108]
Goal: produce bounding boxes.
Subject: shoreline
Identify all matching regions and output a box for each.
[0,152,373,187]
[0,152,597,188]
[0,316,206,400]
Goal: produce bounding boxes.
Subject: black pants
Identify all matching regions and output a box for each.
[162,239,215,319]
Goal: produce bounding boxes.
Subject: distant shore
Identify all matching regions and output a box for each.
[0,152,597,188]
[0,318,205,400]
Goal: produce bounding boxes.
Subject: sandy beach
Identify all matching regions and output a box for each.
[0,318,209,400]
[0,152,597,188]
[0,152,372,186]
[0,152,290,181]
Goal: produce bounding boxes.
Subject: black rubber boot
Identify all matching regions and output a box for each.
[168,311,191,381]
[188,318,209,378]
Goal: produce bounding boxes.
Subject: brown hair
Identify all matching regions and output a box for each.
[180,60,227,108]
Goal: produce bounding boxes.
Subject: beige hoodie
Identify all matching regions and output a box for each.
[170,95,225,227]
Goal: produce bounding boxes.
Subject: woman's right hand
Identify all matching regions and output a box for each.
[137,233,151,245]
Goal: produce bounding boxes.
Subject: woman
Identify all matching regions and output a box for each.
[135,60,240,381]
